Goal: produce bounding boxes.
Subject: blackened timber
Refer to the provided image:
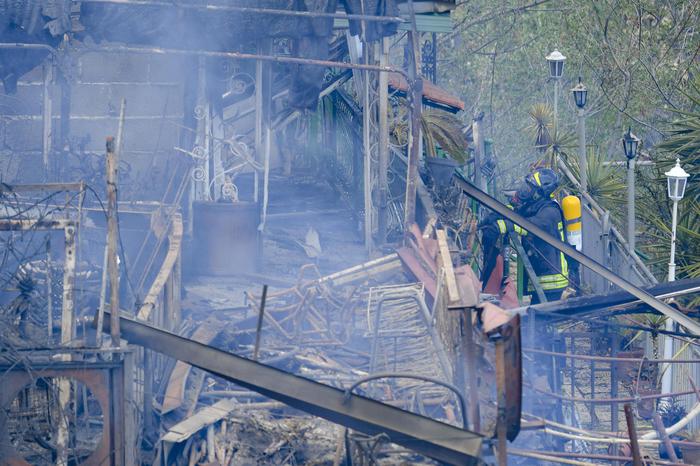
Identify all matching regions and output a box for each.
[96,312,484,466]
[454,175,700,336]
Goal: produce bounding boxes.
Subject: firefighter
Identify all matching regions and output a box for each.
[480,168,570,303]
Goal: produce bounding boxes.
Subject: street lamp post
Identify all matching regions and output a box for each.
[546,49,566,127]
[571,77,588,194]
[622,127,640,253]
[661,158,689,395]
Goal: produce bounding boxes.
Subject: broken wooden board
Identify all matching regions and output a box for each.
[161,317,223,414]
[162,398,239,444]
[436,229,460,305]
[316,253,402,287]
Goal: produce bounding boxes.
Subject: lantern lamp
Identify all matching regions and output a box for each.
[665,158,689,202]
[571,77,587,109]
[546,49,566,79]
[622,127,640,160]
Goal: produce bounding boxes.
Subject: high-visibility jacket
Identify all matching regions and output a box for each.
[496,198,569,292]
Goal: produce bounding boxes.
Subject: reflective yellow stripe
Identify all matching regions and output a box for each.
[533,172,542,186]
[514,225,527,235]
[497,219,507,234]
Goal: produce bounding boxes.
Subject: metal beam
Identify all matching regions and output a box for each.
[455,176,700,336]
[96,312,483,465]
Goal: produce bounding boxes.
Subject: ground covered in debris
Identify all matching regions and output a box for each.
[155,177,478,465]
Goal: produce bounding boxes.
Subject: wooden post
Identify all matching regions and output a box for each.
[42,61,53,175]
[377,38,389,245]
[56,223,77,466]
[624,403,643,466]
[106,137,120,346]
[404,74,423,230]
[253,285,269,361]
[653,412,679,462]
[45,236,53,339]
[254,53,263,203]
[463,310,481,432]
[472,113,486,192]
[362,44,374,254]
[403,3,423,232]
[96,244,108,347]
[495,339,508,466]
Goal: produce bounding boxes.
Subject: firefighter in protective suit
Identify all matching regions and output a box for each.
[480,168,570,303]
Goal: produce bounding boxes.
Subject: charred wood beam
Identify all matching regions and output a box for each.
[96,311,484,466]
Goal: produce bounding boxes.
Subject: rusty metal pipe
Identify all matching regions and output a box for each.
[79,0,405,23]
[81,44,410,80]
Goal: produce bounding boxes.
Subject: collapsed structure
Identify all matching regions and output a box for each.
[1,1,700,465]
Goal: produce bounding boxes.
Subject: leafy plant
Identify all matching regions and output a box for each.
[527,103,577,168]
[421,109,469,163]
[638,80,700,285]
[561,148,626,212]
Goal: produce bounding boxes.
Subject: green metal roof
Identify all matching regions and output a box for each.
[334,13,453,34]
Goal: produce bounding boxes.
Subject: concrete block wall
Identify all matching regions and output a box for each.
[0,50,187,200]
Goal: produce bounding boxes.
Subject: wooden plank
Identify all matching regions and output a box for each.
[162,398,239,444]
[106,135,121,345]
[0,182,84,193]
[137,214,183,321]
[317,253,402,287]
[161,317,223,414]
[436,229,460,305]
[397,247,437,299]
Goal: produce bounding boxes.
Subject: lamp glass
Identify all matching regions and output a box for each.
[546,49,566,79]
[665,159,689,201]
[622,129,640,160]
[571,79,587,109]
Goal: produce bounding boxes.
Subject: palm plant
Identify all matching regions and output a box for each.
[638,79,700,287]
[420,109,469,163]
[560,148,627,213]
[527,103,577,168]
[389,101,468,163]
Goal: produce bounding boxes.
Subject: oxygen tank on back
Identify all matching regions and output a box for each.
[562,195,582,251]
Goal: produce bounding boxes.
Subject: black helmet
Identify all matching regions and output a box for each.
[514,168,559,206]
[526,168,559,198]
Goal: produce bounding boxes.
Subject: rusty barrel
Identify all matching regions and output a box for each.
[192,201,260,275]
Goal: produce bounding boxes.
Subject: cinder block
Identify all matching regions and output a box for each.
[148,55,187,83]
[4,119,43,151]
[0,84,44,115]
[114,83,183,117]
[70,83,183,118]
[122,117,181,152]
[68,117,181,152]
[70,84,113,116]
[15,152,44,182]
[68,118,119,152]
[79,52,150,83]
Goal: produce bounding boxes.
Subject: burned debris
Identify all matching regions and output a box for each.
[1,1,700,466]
